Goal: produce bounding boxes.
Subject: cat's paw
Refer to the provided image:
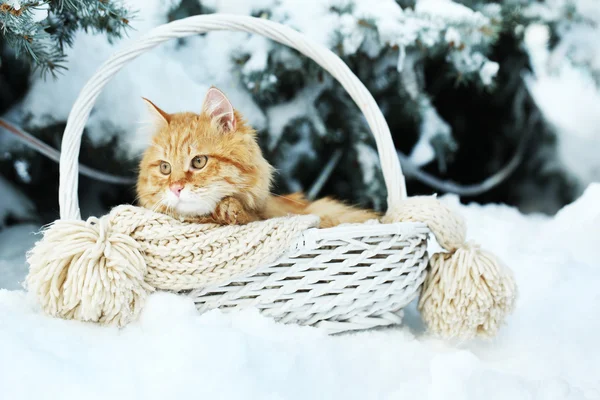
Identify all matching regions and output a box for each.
[212,197,254,225]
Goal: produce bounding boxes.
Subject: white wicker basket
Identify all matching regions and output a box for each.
[191,222,430,333]
[57,14,431,334]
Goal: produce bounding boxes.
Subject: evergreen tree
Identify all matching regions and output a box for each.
[0,0,132,75]
[1,0,597,226]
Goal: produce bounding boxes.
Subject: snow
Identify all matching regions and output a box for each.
[15,0,500,164]
[203,0,274,17]
[5,0,507,204]
[415,0,487,23]
[0,175,34,228]
[240,35,271,75]
[522,2,600,187]
[19,0,267,156]
[410,98,452,167]
[7,0,20,11]
[444,27,461,45]
[265,85,326,150]
[13,160,31,184]
[1,184,600,399]
[355,142,379,185]
[337,13,366,55]
[0,224,38,290]
[30,1,49,23]
[355,142,385,210]
[479,61,499,86]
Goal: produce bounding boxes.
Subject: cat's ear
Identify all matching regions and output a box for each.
[201,87,236,132]
[142,97,171,126]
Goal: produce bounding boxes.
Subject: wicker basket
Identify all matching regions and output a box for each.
[54,14,432,334]
[191,222,430,333]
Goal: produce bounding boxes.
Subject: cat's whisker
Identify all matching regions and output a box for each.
[159,197,173,215]
[132,192,156,204]
[148,197,167,215]
[149,203,160,214]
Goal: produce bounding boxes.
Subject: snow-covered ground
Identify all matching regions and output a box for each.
[1,184,599,400]
[1,1,599,397]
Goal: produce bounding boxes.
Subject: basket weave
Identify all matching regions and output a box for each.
[191,222,430,333]
[46,14,432,334]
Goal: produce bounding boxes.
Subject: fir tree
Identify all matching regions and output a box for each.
[2,0,596,226]
[0,0,133,75]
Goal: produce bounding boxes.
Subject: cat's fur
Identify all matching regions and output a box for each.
[136,87,379,228]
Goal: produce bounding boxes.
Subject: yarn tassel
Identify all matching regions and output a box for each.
[418,243,517,339]
[26,215,153,327]
[383,195,517,339]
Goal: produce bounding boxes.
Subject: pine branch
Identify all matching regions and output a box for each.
[0,0,134,76]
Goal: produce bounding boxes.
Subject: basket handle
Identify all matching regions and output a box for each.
[59,14,407,220]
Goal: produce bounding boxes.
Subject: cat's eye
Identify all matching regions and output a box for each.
[159,161,171,175]
[191,155,208,170]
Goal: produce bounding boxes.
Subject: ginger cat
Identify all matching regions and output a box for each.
[136,87,379,228]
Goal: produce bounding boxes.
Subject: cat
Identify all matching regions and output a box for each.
[136,87,379,228]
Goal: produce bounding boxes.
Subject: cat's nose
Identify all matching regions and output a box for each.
[170,184,184,197]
